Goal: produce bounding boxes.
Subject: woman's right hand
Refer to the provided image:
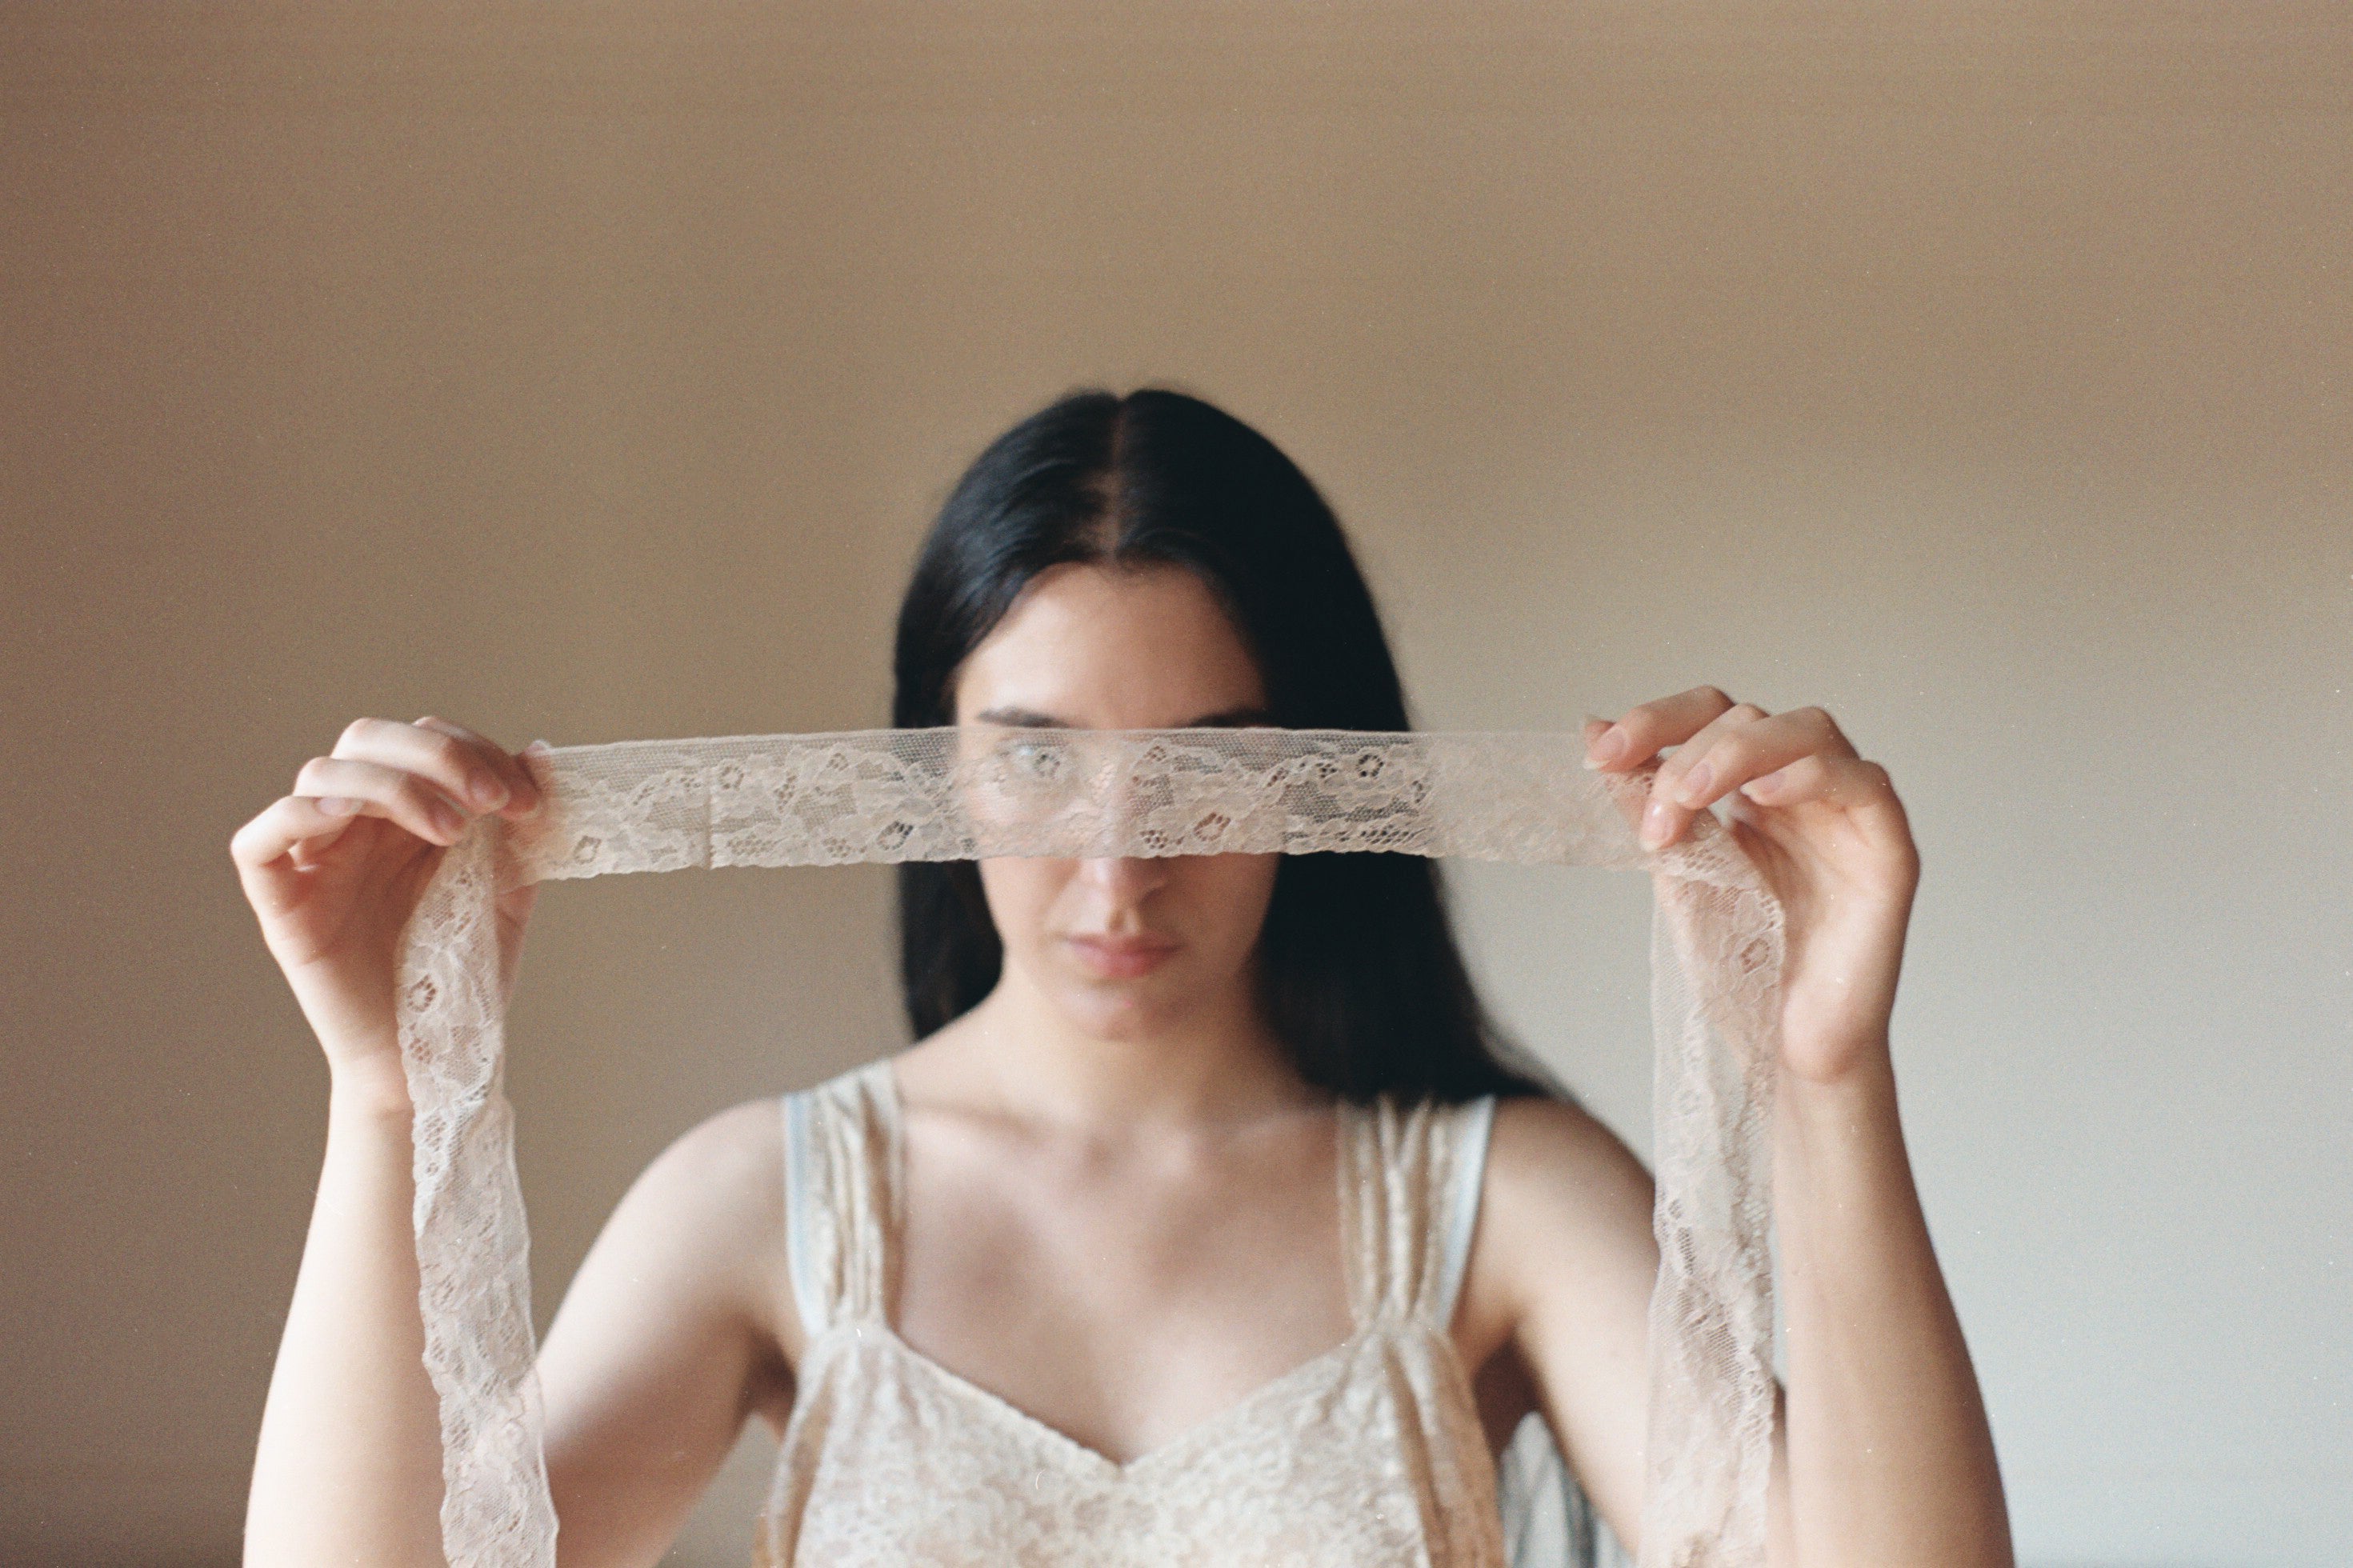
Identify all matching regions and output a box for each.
[230,715,546,1107]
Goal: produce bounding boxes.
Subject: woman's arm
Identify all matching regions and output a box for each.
[1464,1095,1660,1546]
[245,1089,795,1568]
[1472,689,2011,1564]
[245,1075,450,1568]
[234,721,795,1566]
[234,718,547,1567]
[1772,1044,2009,1563]
[1611,686,2010,1563]
[535,1098,800,1568]
[1478,1062,2007,1568]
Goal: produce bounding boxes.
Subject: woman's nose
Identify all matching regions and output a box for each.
[1074,854,1169,902]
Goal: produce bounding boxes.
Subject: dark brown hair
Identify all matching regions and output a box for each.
[890,386,1553,1104]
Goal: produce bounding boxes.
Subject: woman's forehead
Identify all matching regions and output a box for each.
[954,562,1267,726]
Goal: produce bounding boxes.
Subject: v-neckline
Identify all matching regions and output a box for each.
[860,1056,1372,1477]
[864,1316,1381,1478]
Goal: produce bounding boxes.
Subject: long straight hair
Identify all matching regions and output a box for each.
[890,386,1555,1105]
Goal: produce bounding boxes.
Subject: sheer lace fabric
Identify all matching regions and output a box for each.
[392,728,1784,1567]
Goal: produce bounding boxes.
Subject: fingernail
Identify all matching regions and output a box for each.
[319,796,360,816]
[470,776,510,810]
[1674,763,1712,806]
[1584,726,1627,770]
[1641,799,1671,846]
[434,802,467,838]
[1745,769,1785,798]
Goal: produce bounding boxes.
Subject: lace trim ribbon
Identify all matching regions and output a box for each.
[392,728,1783,1567]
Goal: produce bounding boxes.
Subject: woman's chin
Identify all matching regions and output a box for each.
[1050,978,1191,1043]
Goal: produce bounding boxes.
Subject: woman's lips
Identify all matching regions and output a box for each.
[1064,934,1179,979]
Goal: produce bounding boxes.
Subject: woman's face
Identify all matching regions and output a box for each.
[951,562,1280,1042]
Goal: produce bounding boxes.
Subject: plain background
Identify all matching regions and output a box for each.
[3,5,2347,1565]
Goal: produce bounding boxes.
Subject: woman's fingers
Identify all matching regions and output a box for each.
[1736,750,1896,813]
[329,716,525,820]
[1631,700,1760,848]
[1659,705,1853,814]
[294,755,474,846]
[1586,692,1869,850]
[230,792,362,879]
[231,714,539,895]
[411,714,544,819]
[1583,685,1736,772]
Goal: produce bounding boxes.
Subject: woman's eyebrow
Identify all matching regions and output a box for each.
[970,706,1068,729]
[970,705,1275,730]
[1188,706,1278,728]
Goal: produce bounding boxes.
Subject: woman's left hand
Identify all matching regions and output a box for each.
[1584,686,1919,1086]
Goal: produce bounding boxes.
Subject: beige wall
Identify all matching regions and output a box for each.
[3,6,2346,1564]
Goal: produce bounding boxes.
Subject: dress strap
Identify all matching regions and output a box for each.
[1337,1093,1500,1328]
[780,1058,902,1338]
[1432,1094,1498,1328]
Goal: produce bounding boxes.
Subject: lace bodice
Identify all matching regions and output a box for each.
[754,1059,1511,1567]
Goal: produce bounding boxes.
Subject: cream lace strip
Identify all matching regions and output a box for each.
[393,728,1784,1567]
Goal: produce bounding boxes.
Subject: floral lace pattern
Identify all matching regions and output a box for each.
[391,729,1783,1567]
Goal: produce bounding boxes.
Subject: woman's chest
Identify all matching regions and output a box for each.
[889,1111,1357,1466]
[764,1327,1503,1568]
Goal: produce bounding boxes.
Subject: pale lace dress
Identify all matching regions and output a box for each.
[752,1057,1599,1568]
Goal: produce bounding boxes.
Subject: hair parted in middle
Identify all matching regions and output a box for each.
[890,384,1560,1106]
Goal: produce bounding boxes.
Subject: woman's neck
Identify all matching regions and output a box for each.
[914,964,1322,1136]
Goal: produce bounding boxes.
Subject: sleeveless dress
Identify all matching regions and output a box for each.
[753,1057,1521,1568]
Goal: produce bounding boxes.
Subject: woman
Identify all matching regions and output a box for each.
[234,388,2011,1566]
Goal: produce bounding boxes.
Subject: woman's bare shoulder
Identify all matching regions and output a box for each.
[561,1094,795,1360]
[1475,1094,1658,1305]
[627,1094,786,1236]
[535,1095,797,1545]
[654,1092,786,1171]
[1459,1094,1659,1538]
[1485,1093,1651,1194]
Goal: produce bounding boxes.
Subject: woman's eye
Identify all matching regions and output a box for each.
[1002,739,1063,778]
